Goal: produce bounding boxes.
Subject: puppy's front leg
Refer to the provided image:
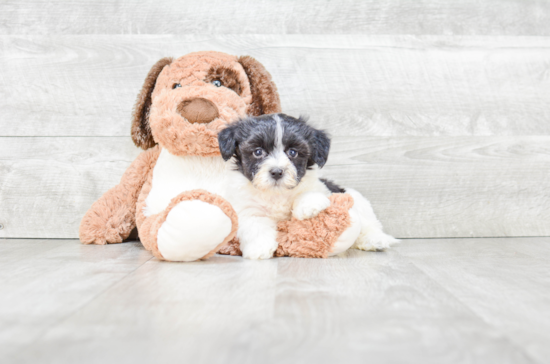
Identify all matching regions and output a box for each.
[238,216,279,260]
[292,192,331,220]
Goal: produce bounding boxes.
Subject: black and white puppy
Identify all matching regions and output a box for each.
[218,113,397,259]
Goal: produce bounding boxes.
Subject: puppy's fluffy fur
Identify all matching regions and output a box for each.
[219,113,397,259]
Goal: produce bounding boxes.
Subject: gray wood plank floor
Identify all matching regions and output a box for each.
[1,237,548,364]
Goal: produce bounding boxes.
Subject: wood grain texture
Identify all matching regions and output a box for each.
[1,0,549,35]
[2,35,550,137]
[323,135,550,238]
[1,136,549,239]
[0,239,152,361]
[397,237,550,364]
[0,137,141,239]
[1,238,541,364]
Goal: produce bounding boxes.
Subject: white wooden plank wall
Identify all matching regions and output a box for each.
[0,1,549,239]
[1,1,549,35]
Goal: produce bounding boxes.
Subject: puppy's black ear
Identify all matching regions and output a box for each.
[218,125,239,161]
[309,129,331,168]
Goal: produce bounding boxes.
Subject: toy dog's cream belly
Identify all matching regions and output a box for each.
[144,148,230,216]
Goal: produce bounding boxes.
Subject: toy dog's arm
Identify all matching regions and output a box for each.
[79,146,161,245]
[275,193,355,258]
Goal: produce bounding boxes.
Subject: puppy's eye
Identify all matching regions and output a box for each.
[172,83,182,89]
[288,149,298,158]
[253,148,264,157]
[212,80,222,87]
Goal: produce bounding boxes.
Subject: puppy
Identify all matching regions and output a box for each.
[218,113,398,259]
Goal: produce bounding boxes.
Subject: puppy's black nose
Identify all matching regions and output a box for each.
[270,168,283,180]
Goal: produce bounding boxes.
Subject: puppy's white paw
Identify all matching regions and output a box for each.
[354,230,400,251]
[241,237,278,260]
[292,192,331,220]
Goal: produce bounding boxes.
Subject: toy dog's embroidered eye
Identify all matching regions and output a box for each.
[288,149,298,158]
[172,83,181,89]
[253,148,264,157]
[212,80,222,87]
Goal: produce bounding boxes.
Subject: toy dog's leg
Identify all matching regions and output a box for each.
[345,188,399,251]
[217,237,242,256]
[136,188,238,261]
[218,191,397,259]
[79,146,161,245]
[275,191,398,258]
[275,193,360,258]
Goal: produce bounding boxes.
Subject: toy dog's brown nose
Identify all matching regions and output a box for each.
[176,98,219,124]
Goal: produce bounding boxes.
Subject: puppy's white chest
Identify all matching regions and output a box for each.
[259,195,294,222]
[144,148,229,216]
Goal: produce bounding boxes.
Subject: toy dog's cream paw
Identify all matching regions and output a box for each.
[241,237,278,260]
[292,192,331,221]
[157,199,233,261]
[354,230,400,251]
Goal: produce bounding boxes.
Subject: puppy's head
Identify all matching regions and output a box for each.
[218,113,331,190]
[131,51,281,157]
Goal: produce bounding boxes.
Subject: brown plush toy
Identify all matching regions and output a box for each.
[79,51,355,261]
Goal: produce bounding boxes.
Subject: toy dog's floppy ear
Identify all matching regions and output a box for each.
[238,56,282,116]
[131,57,173,149]
[308,129,331,168]
[218,124,239,161]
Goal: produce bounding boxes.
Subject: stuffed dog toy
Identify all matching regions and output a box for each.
[79,51,367,261]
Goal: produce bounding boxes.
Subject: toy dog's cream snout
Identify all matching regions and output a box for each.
[176,98,220,124]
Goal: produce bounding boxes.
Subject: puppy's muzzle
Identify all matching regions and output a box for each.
[270,168,283,181]
[177,98,219,124]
